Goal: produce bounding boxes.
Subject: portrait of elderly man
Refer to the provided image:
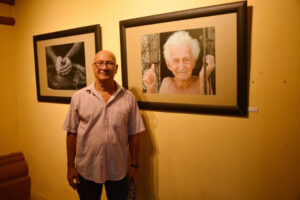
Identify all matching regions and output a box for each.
[143,30,215,95]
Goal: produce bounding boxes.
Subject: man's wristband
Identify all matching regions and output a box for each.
[130,164,139,168]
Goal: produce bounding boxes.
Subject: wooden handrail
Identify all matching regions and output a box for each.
[0,0,15,6]
[0,16,15,25]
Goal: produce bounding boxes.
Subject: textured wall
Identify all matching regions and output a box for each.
[3,0,299,199]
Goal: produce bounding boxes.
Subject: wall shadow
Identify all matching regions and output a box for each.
[136,112,159,200]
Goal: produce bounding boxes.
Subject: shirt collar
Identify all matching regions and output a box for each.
[87,81,126,96]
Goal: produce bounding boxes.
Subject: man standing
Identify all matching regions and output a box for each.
[63,50,145,200]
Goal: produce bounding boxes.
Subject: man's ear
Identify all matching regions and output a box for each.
[191,59,197,69]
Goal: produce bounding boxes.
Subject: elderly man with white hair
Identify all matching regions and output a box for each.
[143,30,215,94]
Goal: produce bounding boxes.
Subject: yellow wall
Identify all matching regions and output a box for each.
[1,0,298,199]
[0,3,19,154]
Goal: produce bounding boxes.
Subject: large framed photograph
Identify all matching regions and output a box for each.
[120,1,248,116]
[33,24,101,103]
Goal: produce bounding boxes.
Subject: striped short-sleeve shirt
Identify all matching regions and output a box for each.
[63,82,145,183]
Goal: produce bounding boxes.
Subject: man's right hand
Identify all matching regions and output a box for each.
[67,166,79,190]
[55,56,64,75]
[60,57,73,76]
[55,56,73,76]
[142,64,157,93]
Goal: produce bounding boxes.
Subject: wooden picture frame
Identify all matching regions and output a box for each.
[33,24,101,103]
[120,1,248,116]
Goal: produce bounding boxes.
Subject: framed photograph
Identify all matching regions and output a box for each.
[33,24,101,103]
[120,1,248,116]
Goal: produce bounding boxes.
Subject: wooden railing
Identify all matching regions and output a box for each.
[0,152,31,200]
[0,0,15,6]
[0,0,15,25]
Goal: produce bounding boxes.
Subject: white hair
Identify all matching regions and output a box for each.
[163,31,200,61]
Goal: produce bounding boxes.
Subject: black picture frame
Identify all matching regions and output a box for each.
[33,24,101,104]
[119,1,248,116]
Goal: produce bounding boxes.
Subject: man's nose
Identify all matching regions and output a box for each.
[178,59,185,67]
[99,64,110,70]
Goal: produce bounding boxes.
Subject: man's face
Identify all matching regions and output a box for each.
[166,44,196,81]
[93,51,118,82]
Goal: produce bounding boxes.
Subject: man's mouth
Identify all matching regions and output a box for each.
[176,69,187,73]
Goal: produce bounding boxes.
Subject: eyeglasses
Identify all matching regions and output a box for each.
[93,60,116,69]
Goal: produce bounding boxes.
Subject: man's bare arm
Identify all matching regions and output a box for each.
[65,43,83,59]
[129,133,140,166]
[199,55,215,95]
[66,131,79,189]
[128,133,141,187]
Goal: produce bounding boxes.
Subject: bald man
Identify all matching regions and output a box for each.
[63,50,145,200]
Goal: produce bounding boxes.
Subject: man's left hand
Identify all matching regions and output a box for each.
[128,166,139,188]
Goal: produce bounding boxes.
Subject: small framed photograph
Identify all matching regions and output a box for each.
[33,24,101,103]
[120,1,248,116]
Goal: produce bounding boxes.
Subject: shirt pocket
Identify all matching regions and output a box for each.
[78,102,98,124]
[112,110,128,129]
[110,99,130,128]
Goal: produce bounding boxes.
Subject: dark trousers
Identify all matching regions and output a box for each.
[77,174,129,200]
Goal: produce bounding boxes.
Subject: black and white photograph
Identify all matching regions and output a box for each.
[33,24,101,103]
[45,42,86,90]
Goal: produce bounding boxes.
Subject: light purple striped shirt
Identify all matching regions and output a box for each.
[63,82,145,183]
